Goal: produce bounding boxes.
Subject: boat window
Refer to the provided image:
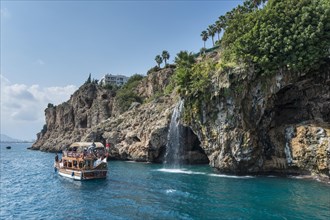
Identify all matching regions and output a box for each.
[68,162,72,168]
[79,162,83,168]
[73,160,77,168]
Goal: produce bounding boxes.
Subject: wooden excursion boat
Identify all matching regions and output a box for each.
[54,142,108,180]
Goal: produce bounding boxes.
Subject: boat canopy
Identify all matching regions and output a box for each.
[69,142,105,150]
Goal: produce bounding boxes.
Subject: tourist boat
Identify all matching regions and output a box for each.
[54,142,108,180]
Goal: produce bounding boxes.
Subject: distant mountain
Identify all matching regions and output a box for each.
[0,134,24,143]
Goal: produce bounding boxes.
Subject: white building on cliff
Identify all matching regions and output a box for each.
[99,74,129,86]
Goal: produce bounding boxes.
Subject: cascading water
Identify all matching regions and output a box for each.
[284,126,294,165]
[164,100,184,167]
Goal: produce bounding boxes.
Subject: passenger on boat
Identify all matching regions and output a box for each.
[87,143,97,156]
[55,153,59,162]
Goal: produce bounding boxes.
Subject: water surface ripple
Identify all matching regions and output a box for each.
[1,143,330,219]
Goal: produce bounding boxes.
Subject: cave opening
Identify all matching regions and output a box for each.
[260,77,330,161]
[155,125,209,165]
[163,124,209,166]
[272,79,330,127]
[177,125,209,165]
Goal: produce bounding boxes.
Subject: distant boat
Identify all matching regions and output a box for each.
[6,146,11,149]
[54,142,108,180]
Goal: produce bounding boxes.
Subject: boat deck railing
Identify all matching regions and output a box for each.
[62,151,106,159]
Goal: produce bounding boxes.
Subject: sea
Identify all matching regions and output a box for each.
[1,143,330,220]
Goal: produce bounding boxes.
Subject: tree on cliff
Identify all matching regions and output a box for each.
[201,31,208,49]
[162,50,170,65]
[221,0,330,75]
[116,74,144,113]
[85,73,92,84]
[47,103,54,108]
[215,20,223,41]
[207,24,216,46]
[174,51,196,95]
[155,55,163,67]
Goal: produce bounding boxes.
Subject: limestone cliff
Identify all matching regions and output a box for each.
[31,82,115,151]
[82,67,207,164]
[31,57,330,181]
[184,57,330,180]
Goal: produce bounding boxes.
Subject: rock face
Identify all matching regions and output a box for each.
[31,58,330,180]
[136,67,175,98]
[82,67,208,164]
[31,83,114,152]
[31,67,207,164]
[186,61,330,180]
[85,96,174,162]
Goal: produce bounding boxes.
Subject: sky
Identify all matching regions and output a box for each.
[1,0,243,141]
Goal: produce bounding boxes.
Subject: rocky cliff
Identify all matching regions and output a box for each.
[184,57,330,181]
[86,67,208,164]
[31,83,115,151]
[31,57,330,181]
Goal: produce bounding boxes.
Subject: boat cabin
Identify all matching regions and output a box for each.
[55,142,108,180]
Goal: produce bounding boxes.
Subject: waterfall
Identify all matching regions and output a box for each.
[164,100,184,167]
[284,126,294,165]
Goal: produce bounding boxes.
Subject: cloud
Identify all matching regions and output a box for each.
[1,74,77,122]
[5,83,37,101]
[0,8,11,19]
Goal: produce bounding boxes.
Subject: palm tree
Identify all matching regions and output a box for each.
[174,51,196,95]
[162,50,170,65]
[207,24,216,46]
[155,55,163,67]
[200,31,208,49]
[215,20,222,41]
[218,15,227,30]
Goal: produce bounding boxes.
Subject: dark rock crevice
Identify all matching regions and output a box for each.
[178,125,210,164]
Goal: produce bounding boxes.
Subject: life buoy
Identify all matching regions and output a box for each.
[71,172,74,177]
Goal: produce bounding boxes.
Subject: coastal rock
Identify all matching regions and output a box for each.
[31,56,330,180]
[31,83,114,152]
[137,67,175,98]
[187,63,330,179]
[86,96,175,162]
[290,125,330,175]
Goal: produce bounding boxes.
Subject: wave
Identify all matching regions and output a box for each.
[164,189,192,198]
[156,168,206,175]
[155,168,254,179]
[208,174,254,179]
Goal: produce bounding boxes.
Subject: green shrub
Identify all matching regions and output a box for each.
[115,74,144,112]
[222,0,330,75]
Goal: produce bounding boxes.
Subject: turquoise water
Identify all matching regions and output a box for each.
[1,143,330,220]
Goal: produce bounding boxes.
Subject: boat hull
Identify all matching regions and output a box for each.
[55,164,107,180]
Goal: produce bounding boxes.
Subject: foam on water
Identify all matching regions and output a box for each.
[165,189,176,194]
[208,174,254,179]
[156,168,206,175]
[155,168,254,179]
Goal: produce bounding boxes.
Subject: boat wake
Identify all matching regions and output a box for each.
[155,168,254,179]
